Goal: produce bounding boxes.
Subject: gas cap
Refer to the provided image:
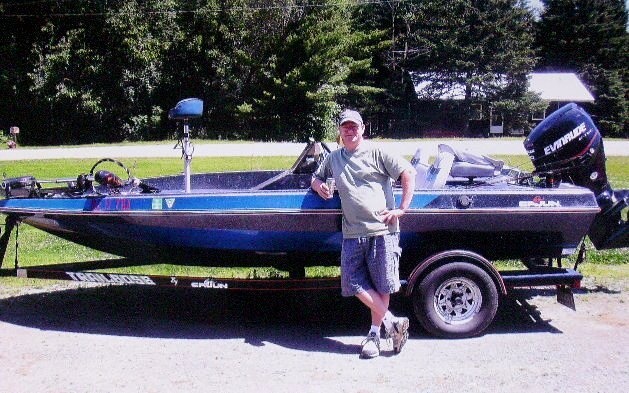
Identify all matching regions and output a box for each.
[457,195,472,208]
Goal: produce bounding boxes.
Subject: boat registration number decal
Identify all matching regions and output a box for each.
[152,198,163,210]
[88,198,132,211]
[152,198,176,210]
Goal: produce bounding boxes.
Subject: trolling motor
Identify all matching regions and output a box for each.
[524,103,628,249]
[2,159,157,199]
[2,176,40,198]
[169,98,204,193]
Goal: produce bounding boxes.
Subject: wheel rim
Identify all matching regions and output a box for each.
[433,277,483,325]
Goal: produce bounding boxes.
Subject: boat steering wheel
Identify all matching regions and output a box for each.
[89,158,135,194]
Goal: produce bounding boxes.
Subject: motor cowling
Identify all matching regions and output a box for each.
[524,103,609,196]
[524,103,627,250]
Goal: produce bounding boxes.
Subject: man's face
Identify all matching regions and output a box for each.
[339,121,364,147]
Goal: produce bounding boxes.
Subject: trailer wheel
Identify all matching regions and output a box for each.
[413,262,498,338]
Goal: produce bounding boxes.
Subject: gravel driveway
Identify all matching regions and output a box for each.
[0,276,627,393]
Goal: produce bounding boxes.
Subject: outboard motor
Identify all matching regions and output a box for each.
[524,103,628,249]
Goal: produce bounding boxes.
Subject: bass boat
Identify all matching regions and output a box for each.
[1,99,626,338]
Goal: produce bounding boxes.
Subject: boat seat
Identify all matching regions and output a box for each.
[168,98,204,120]
[439,144,504,179]
[293,142,325,174]
[412,144,505,189]
[413,147,455,189]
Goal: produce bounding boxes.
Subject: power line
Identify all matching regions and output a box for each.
[0,0,410,18]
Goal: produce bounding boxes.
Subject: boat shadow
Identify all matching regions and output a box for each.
[0,284,579,352]
[489,284,621,335]
[490,289,564,335]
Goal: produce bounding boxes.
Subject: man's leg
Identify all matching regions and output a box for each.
[356,289,390,326]
[341,237,404,357]
[365,234,409,354]
[355,289,389,359]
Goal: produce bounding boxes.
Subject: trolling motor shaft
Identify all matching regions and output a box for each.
[182,121,193,193]
[168,98,204,193]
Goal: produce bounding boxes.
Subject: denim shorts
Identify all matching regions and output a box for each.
[340,233,402,297]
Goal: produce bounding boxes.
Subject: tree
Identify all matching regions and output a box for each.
[160,0,264,139]
[11,0,181,144]
[232,0,383,141]
[103,0,181,141]
[536,0,628,137]
[0,0,83,144]
[372,0,541,134]
[2,0,549,143]
[3,0,386,143]
[28,24,106,144]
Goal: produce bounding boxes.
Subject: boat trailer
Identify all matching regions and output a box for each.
[1,215,583,299]
[0,216,341,291]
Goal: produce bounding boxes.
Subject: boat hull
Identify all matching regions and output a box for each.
[1,184,600,268]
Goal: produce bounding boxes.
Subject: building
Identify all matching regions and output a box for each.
[412,72,595,136]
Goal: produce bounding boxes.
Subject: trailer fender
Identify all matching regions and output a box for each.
[404,249,507,297]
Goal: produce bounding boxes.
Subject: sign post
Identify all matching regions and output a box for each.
[8,126,19,148]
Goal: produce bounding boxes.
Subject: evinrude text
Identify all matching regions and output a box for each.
[543,122,587,155]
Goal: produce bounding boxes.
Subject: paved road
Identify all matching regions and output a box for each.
[1,139,627,161]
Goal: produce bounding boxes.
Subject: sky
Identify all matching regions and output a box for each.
[528,0,629,11]
[527,0,629,22]
[528,0,543,11]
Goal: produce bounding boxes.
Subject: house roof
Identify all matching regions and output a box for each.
[413,72,595,102]
[528,73,594,102]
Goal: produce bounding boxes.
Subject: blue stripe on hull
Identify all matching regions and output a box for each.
[0,191,440,213]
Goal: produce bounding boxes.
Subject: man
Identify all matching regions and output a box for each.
[311,109,416,358]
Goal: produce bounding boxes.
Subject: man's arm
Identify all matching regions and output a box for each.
[398,167,416,211]
[381,167,416,225]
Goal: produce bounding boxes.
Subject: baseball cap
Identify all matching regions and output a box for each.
[338,109,363,126]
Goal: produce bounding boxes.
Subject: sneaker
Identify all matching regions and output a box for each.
[360,332,380,359]
[388,317,409,354]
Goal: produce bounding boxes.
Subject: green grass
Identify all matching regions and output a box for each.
[0,156,295,180]
[0,138,264,150]
[1,154,627,288]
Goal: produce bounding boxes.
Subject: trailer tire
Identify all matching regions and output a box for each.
[413,262,498,338]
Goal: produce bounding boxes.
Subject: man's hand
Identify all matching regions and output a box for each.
[378,208,405,225]
[311,178,333,199]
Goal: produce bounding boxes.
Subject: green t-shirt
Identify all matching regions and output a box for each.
[314,141,412,238]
